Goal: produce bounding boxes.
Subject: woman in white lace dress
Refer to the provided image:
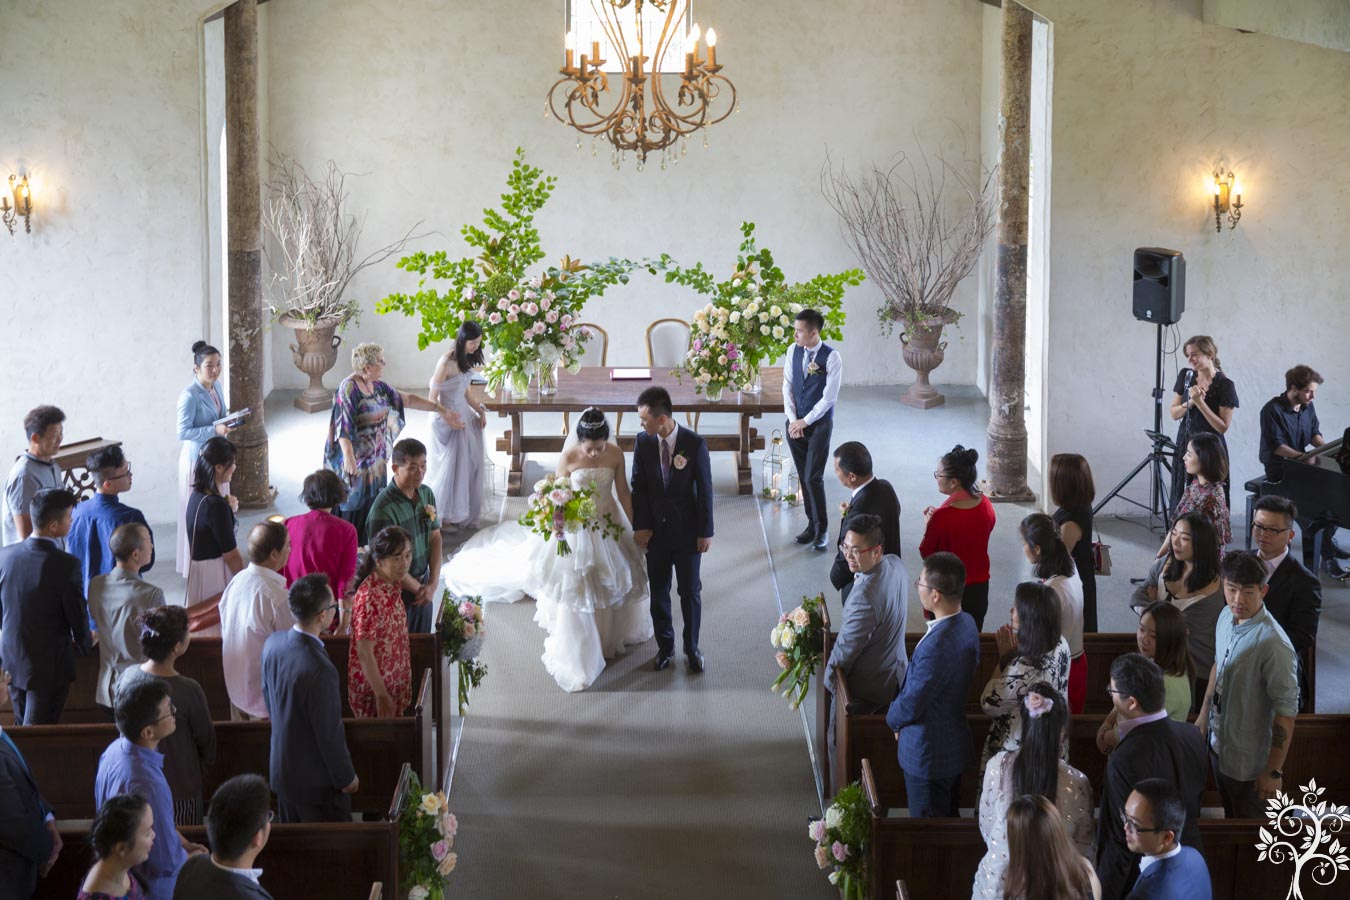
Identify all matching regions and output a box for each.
[974,684,1093,899]
[443,409,650,691]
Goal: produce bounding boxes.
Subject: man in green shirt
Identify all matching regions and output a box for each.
[366,438,442,633]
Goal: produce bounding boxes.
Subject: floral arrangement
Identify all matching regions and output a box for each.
[676,304,743,396]
[377,149,639,390]
[659,222,863,390]
[437,591,488,716]
[399,772,459,900]
[770,593,827,709]
[518,474,623,556]
[809,782,870,900]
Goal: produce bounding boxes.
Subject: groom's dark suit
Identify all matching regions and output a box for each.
[631,425,714,658]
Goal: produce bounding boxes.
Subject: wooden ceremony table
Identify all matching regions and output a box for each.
[471,367,784,496]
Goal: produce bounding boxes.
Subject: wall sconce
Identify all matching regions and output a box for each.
[2,174,33,236]
[1212,168,1243,232]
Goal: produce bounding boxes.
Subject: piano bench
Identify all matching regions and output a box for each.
[1244,478,1267,550]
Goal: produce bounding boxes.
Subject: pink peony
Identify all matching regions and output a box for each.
[808,819,827,842]
[432,839,450,861]
[831,841,849,862]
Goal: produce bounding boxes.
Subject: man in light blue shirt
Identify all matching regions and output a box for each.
[95,678,207,899]
[1195,550,1299,819]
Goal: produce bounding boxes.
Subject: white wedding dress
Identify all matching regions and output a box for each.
[444,465,652,692]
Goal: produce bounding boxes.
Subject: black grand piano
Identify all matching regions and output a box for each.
[1257,435,1350,575]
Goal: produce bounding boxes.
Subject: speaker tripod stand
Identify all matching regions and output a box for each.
[1093,323,1176,531]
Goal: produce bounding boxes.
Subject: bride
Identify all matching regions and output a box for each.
[445,407,651,692]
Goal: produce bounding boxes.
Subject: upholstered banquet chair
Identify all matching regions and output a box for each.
[563,323,621,436]
[645,318,695,428]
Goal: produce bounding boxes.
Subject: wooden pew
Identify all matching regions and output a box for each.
[859,759,1343,900]
[42,765,409,899]
[836,676,1350,813]
[11,668,434,819]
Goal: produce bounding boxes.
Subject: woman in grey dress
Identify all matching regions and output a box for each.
[426,321,488,530]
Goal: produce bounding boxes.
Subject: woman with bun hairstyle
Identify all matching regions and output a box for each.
[79,793,155,900]
[176,341,233,577]
[183,436,243,634]
[920,444,997,629]
[426,321,488,530]
[116,606,216,827]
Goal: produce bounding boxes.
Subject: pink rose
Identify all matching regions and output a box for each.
[726,345,739,359]
[692,338,703,352]
[831,841,848,862]
[432,839,450,861]
[545,310,559,323]
[533,322,547,335]
[506,312,518,323]
[562,335,575,349]
[508,303,520,314]
[775,651,790,670]
[561,314,573,327]
[441,812,458,836]
[496,298,509,310]
[814,845,831,869]
[577,326,592,340]
[524,289,537,300]
[540,296,552,311]
[507,289,521,301]
[808,819,827,842]
[488,312,503,325]
[524,302,539,316]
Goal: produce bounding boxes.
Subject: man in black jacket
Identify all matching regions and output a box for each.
[1250,496,1322,711]
[829,442,901,603]
[0,669,60,897]
[261,574,358,822]
[173,775,274,899]
[0,488,92,724]
[1096,654,1208,900]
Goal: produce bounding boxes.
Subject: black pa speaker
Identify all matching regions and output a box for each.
[1132,247,1185,324]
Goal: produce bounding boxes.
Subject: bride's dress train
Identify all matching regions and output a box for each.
[443,466,651,691]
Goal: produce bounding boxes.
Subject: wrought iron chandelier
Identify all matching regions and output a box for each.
[547,0,737,170]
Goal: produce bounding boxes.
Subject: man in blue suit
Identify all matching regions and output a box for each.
[0,488,93,723]
[632,386,714,674]
[1124,778,1213,900]
[0,668,61,897]
[885,552,979,817]
[261,573,358,822]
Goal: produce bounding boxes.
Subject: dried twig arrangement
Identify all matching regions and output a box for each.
[821,149,996,334]
[262,151,428,330]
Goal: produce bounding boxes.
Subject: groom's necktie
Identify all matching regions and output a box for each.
[661,437,672,487]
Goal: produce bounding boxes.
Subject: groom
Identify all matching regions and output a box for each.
[632,386,714,673]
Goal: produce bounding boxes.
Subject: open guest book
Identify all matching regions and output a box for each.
[213,408,250,429]
[609,368,652,380]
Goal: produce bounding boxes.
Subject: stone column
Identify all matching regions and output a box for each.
[985,0,1035,502]
[224,0,272,507]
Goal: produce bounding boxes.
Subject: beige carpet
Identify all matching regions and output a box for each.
[445,477,834,899]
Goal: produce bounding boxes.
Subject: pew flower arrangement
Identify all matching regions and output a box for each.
[437,591,488,716]
[658,222,863,390]
[519,474,623,557]
[770,593,827,710]
[809,782,869,900]
[400,771,459,900]
[377,149,640,392]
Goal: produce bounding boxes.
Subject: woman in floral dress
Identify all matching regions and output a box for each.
[349,526,414,718]
[325,342,463,544]
[1169,432,1231,549]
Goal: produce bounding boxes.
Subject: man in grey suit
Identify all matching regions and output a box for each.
[89,523,164,713]
[173,774,274,899]
[824,514,907,781]
[261,573,358,822]
[0,488,92,724]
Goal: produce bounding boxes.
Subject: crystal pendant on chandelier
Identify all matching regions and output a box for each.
[547,0,736,168]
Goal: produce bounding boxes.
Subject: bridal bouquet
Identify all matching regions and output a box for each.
[770,594,827,710]
[809,782,869,900]
[520,475,602,557]
[399,772,459,900]
[437,591,488,716]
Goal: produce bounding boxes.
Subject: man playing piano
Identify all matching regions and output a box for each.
[1258,365,1347,579]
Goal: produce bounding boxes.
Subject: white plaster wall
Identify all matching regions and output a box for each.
[261,0,986,394]
[1205,0,1350,54]
[1028,0,1350,514]
[0,0,219,526]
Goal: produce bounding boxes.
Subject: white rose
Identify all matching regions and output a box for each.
[760,325,771,336]
[747,282,760,294]
[410,886,430,900]
[770,624,783,648]
[746,302,759,315]
[729,311,741,323]
[732,277,742,287]
[717,354,728,365]
[770,305,782,317]
[772,325,785,340]
[780,627,796,649]
[825,806,842,829]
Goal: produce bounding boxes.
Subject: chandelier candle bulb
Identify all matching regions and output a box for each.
[706,27,717,67]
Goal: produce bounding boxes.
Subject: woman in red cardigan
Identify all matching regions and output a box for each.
[920,444,997,630]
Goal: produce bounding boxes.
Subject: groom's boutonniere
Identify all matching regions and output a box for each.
[672,451,688,471]
[806,360,823,377]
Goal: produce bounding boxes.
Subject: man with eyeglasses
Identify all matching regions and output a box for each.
[822,514,907,788]
[1121,778,1213,899]
[885,552,978,818]
[96,677,208,899]
[174,774,277,898]
[67,444,155,594]
[1249,495,1322,711]
[262,573,359,823]
[1096,653,1207,900]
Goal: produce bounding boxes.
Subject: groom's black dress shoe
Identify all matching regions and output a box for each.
[810,533,830,552]
[687,650,705,673]
[794,526,817,544]
[654,651,674,671]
